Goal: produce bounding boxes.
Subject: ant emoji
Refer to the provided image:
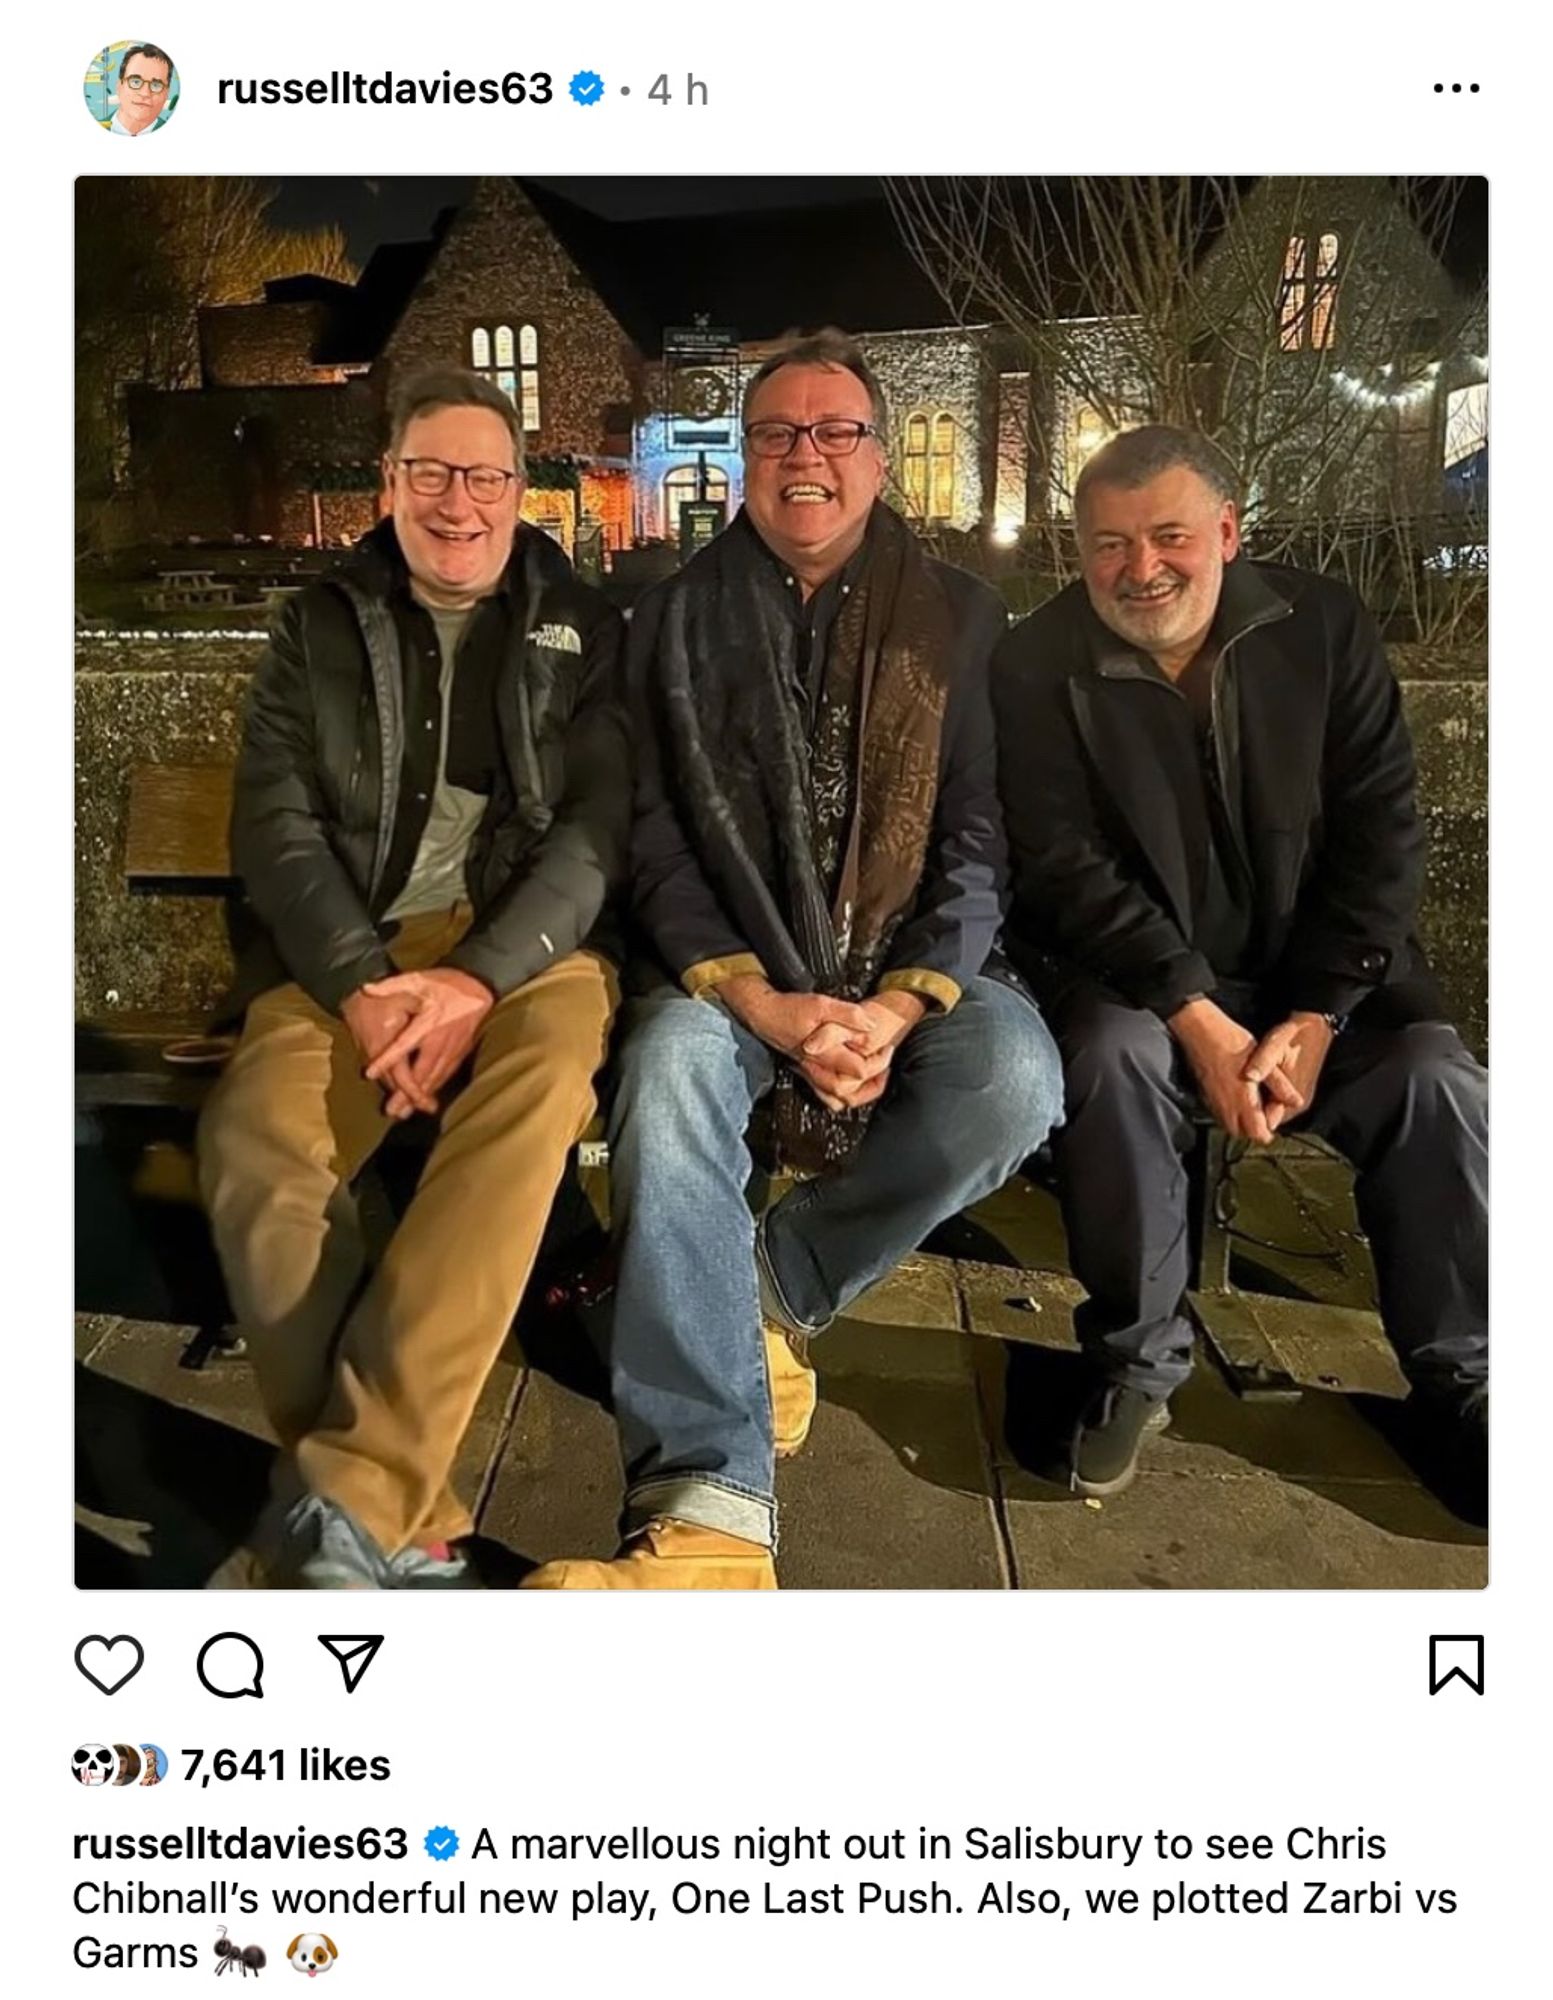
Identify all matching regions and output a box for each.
[214,1926,267,1977]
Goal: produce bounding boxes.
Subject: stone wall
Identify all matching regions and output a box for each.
[1394,648,1487,1056]
[861,331,985,531]
[76,635,262,1019]
[200,302,343,388]
[75,634,1488,1056]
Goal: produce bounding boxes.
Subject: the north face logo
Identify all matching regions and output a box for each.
[531,622,582,655]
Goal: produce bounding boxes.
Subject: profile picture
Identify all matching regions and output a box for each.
[72,1743,115,1786]
[84,41,179,137]
[138,1743,168,1785]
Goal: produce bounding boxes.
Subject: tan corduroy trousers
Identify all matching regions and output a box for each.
[198,906,617,1554]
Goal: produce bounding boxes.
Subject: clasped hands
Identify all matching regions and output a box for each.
[1170,996,1334,1146]
[341,967,494,1120]
[717,975,926,1112]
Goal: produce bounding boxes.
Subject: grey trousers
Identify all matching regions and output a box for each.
[1052,991,1489,1402]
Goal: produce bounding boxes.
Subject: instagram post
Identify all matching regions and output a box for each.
[74,170,1488,1592]
[28,14,1537,1996]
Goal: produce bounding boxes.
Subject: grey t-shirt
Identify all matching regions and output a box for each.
[384,607,488,921]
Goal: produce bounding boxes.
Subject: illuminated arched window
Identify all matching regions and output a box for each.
[1278,233,1341,352]
[663,464,729,539]
[1310,233,1340,350]
[930,414,956,520]
[902,414,930,519]
[469,320,542,432]
[901,412,955,521]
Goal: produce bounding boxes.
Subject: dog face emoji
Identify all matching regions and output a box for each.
[73,1743,115,1786]
[287,1934,338,1976]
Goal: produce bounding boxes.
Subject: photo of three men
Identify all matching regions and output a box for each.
[74,176,1488,1591]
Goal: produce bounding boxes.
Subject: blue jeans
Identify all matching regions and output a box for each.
[605,976,1064,1546]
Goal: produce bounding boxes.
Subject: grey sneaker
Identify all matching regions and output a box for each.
[275,1495,390,1590]
[1067,1385,1172,1498]
[388,1543,480,1590]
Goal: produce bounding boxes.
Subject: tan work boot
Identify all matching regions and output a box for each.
[765,1318,818,1457]
[521,1519,777,1590]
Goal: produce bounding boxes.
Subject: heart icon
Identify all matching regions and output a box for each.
[75,1634,145,1696]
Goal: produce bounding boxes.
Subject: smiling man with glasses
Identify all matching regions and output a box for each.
[525,330,1062,1590]
[198,367,629,1588]
[103,44,176,136]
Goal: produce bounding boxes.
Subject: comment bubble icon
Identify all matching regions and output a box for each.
[197,1631,266,1700]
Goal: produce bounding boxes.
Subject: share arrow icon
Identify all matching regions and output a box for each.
[318,1634,384,1693]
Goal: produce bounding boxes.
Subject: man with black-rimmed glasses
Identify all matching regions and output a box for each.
[102,44,176,135]
[525,331,1062,1590]
[199,367,628,1587]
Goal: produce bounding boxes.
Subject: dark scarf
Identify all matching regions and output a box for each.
[656,504,953,1167]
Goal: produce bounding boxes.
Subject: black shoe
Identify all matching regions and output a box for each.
[1067,1384,1171,1498]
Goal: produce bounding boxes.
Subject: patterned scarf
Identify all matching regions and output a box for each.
[655,504,953,1168]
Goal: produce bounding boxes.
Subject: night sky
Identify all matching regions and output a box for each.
[261,176,1488,290]
[266,177,877,259]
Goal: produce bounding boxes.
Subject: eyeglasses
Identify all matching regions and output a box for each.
[742,420,880,459]
[123,73,170,94]
[397,458,518,503]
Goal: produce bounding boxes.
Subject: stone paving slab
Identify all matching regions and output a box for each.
[840,1253,964,1334]
[814,1307,976,1386]
[76,1311,117,1364]
[776,1373,1008,1590]
[976,1343,1485,1590]
[999,1468,1486,1591]
[473,1368,621,1571]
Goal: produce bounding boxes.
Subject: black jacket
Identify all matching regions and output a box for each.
[628,520,1011,1012]
[227,520,629,1016]
[991,557,1446,1025]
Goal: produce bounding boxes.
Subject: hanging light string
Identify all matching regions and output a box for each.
[1331,351,1487,410]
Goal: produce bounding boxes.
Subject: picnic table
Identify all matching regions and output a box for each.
[148,570,240,612]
